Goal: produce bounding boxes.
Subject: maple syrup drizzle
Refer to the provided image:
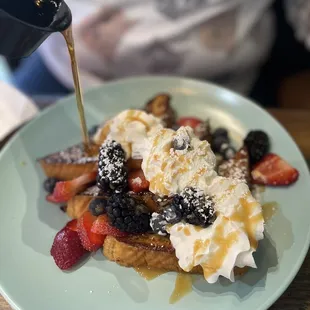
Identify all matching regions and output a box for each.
[62,25,90,151]
[134,267,166,281]
[169,273,193,304]
[262,201,279,221]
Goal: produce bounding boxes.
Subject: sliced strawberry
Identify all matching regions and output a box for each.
[50,227,88,270]
[177,117,202,130]
[91,214,128,237]
[46,194,60,204]
[51,171,97,203]
[77,211,106,251]
[128,169,149,193]
[251,153,299,186]
[66,219,78,232]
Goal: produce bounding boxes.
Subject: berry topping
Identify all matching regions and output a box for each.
[251,153,299,186]
[97,140,128,193]
[211,135,229,153]
[77,211,106,251]
[179,187,216,226]
[150,213,168,235]
[222,146,236,160]
[88,125,99,137]
[177,117,202,130]
[88,197,107,216]
[128,169,150,193]
[49,171,97,203]
[163,197,184,224]
[106,193,151,234]
[50,226,88,270]
[213,128,228,139]
[60,205,67,213]
[218,147,250,184]
[244,130,270,165]
[150,187,216,234]
[172,129,191,151]
[91,214,128,237]
[66,219,78,232]
[43,177,60,194]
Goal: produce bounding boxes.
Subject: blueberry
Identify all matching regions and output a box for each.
[213,128,228,138]
[211,135,228,153]
[222,146,236,160]
[60,205,67,213]
[172,136,190,151]
[43,177,59,194]
[89,198,107,216]
[88,125,99,137]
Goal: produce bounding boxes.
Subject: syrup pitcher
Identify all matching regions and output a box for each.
[0,0,72,58]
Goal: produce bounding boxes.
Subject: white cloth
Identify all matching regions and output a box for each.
[0,81,38,141]
[39,0,275,95]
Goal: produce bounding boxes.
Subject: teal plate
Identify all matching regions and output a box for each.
[0,77,310,310]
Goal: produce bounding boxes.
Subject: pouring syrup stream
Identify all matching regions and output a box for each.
[62,25,90,151]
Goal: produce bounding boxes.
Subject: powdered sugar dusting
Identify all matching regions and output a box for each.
[42,144,98,164]
[81,185,101,196]
[132,177,142,185]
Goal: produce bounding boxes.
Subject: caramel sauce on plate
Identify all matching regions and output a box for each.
[262,201,279,221]
[169,273,193,304]
[134,267,166,281]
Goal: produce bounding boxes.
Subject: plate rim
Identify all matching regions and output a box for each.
[0,75,309,310]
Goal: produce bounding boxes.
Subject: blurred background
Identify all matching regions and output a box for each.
[1,0,310,111]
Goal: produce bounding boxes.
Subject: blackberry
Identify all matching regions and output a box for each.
[180,187,216,227]
[43,177,59,193]
[89,198,107,216]
[244,130,269,165]
[106,193,151,233]
[97,140,128,193]
[150,213,168,235]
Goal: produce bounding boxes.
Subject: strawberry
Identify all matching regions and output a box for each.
[50,227,88,270]
[251,153,299,186]
[50,171,97,203]
[66,219,78,232]
[46,194,60,204]
[91,214,128,237]
[177,117,202,130]
[77,211,106,251]
[128,169,149,193]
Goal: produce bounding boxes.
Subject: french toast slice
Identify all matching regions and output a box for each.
[103,234,247,277]
[39,143,99,180]
[66,185,103,219]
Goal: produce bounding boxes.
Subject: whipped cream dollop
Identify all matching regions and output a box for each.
[141,125,264,283]
[96,109,163,159]
[97,109,264,283]
[142,126,217,195]
[168,177,264,283]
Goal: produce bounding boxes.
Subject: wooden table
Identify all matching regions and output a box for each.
[1,108,310,310]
